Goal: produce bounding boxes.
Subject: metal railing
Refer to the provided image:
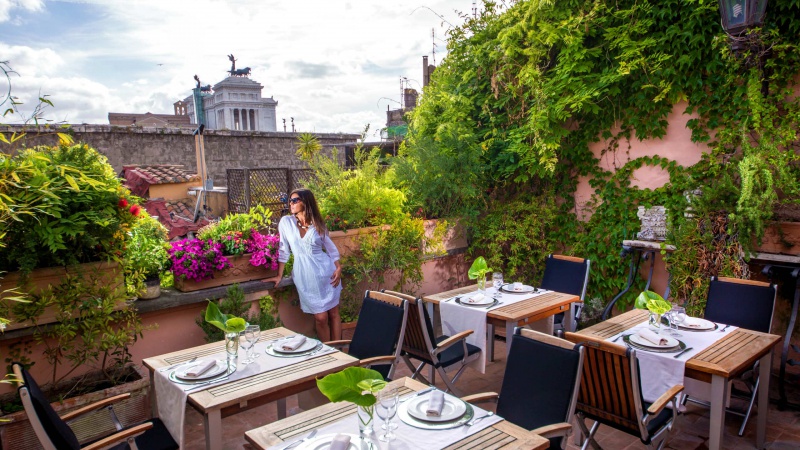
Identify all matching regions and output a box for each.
[227,168,315,223]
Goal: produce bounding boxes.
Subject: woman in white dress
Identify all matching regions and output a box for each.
[266,189,343,341]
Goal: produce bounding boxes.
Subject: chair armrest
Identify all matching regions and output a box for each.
[324,340,352,349]
[359,355,397,367]
[530,422,573,439]
[60,393,131,422]
[460,392,499,404]
[647,384,684,416]
[82,422,153,450]
[434,330,474,354]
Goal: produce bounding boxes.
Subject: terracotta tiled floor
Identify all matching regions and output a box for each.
[183,337,800,449]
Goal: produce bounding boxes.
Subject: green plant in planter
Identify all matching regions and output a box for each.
[317,367,386,434]
[124,211,169,297]
[197,204,273,243]
[204,300,248,367]
[468,257,492,291]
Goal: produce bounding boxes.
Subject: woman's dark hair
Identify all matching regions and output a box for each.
[289,188,328,237]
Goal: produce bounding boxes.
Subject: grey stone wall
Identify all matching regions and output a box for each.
[1,125,359,184]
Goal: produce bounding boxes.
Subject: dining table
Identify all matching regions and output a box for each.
[423,284,579,361]
[244,376,549,450]
[142,326,359,450]
[575,309,781,450]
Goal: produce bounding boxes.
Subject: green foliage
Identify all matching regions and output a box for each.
[204,301,247,334]
[198,204,273,242]
[468,195,560,282]
[124,211,169,296]
[0,143,137,274]
[296,133,322,163]
[635,290,670,315]
[338,217,428,322]
[316,367,385,407]
[305,147,406,230]
[467,256,492,281]
[6,269,146,389]
[196,284,281,342]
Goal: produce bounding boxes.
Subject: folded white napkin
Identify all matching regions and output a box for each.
[465,293,485,304]
[426,390,445,416]
[281,335,307,351]
[329,434,351,450]
[513,282,523,291]
[637,329,668,346]
[682,317,705,328]
[185,360,216,377]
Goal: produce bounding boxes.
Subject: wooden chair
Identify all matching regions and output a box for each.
[12,362,178,450]
[563,333,683,450]
[541,254,591,333]
[684,276,777,436]
[325,290,408,380]
[462,328,584,449]
[382,289,481,395]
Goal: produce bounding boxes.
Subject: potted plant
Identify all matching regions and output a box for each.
[316,367,387,437]
[203,301,247,369]
[169,205,280,292]
[125,211,169,300]
[635,290,672,333]
[468,256,493,292]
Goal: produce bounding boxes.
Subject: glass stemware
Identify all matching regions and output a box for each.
[246,325,260,362]
[375,388,398,442]
[670,307,686,337]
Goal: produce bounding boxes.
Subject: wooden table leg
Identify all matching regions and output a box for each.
[204,409,223,450]
[708,374,729,450]
[277,397,287,419]
[757,352,771,448]
[487,323,495,362]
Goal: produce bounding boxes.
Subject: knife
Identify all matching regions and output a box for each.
[673,347,693,358]
[399,386,435,402]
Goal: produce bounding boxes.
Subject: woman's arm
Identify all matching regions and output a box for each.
[322,233,342,287]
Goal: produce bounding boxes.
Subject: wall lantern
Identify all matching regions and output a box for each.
[718,0,768,50]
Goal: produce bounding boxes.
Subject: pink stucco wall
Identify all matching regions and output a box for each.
[574,101,711,298]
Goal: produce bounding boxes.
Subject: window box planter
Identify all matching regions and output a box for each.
[173,253,277,292]
[754,222,800,256]
[328,225,390,258]
[0,261,124,332]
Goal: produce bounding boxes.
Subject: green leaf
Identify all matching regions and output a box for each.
[635,290,670,314]
[316,367,385,407]
[204,301,246,333]
[467,256,492,280]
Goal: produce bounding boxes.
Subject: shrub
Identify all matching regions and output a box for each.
[124,211,169,296]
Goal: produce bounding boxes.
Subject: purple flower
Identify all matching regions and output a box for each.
[168,238,230,281]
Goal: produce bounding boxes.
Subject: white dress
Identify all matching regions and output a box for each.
[277,215,342,314]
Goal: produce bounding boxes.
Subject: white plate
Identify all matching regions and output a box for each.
[273,336,319,354]
[680,317,716,330]
[460,294,494,306]
[629,333,679,349]
[405,394,467,422]
[295,433,363,450]
[500,283,535,294]
[175,360,226,381]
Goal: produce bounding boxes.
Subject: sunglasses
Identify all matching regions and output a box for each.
[289,197,302,204]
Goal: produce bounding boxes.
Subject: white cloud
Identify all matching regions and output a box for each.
[0,0,43,23]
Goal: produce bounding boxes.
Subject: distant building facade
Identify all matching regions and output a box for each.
[183,76,278,132]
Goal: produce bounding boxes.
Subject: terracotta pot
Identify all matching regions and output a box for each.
[753,222,800,256]
[0,261,124,332]
[0,365,150,450]
[328,225,389,258]
[173,253,277,292]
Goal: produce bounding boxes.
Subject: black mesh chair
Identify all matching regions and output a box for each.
[540,254,591,333]
[382,289,482,395]
[684,276,777,436]
[563,333,684,450]
[326,290,408,380]
[12,363,177,450]
[463,328,584,449]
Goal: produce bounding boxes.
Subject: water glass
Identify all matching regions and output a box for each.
[246,325,260,361]
[670,306,686,337]
[376,388,398,442]
[492,272,504,290]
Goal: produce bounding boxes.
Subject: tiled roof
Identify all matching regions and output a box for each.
[122,164,200,185]
[144,199,211,240]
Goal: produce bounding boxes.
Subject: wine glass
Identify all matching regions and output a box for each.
[245,325,260,362]
[670,307,687,337]
[239,330,254,365]
[375,388,398,442]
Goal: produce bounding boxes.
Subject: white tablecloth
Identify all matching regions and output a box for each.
[154,336,336,448]
[606,321,737,403]
[440,288,550,373]
[270,391,503,450]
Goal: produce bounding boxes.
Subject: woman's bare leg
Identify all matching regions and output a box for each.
[314,311,331,342]
[328,305,342,341]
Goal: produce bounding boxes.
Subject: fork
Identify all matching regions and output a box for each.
[719,324,731,332]
[486,301,503,310]
[464,411,494,427]
[282,429,318,450]
[159,356,197,372]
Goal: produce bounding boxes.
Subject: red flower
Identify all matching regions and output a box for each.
[129,204,141,216]
[118,198,129,208]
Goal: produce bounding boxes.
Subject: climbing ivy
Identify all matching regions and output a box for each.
[398,0,800,311]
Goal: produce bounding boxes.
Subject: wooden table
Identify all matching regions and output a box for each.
[245,377,548,450]
[575,309,781,450]
[424,285,579,359]
[142,327,359,450]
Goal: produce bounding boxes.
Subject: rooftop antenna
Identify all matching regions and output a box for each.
[473,0,477,18]
[431,28,437,65]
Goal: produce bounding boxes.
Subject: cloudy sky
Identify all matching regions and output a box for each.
[1,0,475,139]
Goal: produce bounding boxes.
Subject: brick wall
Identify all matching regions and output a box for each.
[1,125,359,184]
